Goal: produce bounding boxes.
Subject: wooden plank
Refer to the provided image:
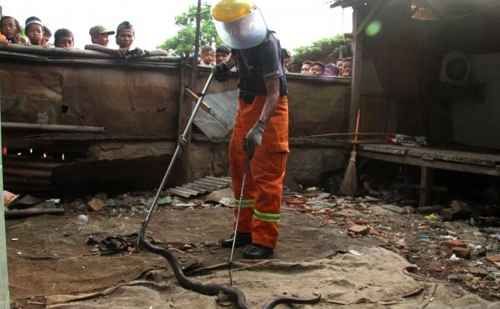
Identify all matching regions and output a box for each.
[358,150,500,176]
[408,149,498,167]
[360,144,500,166]
[360,144,408,155]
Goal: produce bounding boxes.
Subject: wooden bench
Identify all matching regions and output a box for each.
[357,143,500,207]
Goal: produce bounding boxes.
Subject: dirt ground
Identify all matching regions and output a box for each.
[5,188,500,308]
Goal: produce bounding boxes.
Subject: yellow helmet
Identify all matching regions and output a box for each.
[211,0,255,22]
[211,0,267,49]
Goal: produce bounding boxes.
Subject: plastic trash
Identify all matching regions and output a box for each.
[76,214,89,225]
[424,213,438,220]
[305,186,320,193]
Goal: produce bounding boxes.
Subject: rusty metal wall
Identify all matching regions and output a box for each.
[0,49,351,194]
[1,54,181,135]
[3,155,61,193]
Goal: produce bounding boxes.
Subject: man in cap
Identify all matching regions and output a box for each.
[89,25,114,47]
[85,21,167,58]
[211,0,288,259]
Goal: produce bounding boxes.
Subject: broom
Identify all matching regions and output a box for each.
[340,109,361,196]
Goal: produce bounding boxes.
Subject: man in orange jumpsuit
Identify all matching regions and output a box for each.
[211,0,288,259]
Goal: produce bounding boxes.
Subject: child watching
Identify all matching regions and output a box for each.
[324,63,340,77]
[43,26,52,45]
[199,45,215,67]
[336,58,344,76]
[341,57,352,77]
[24,17,49,47]
[54,28,74,49]
[310,61,325,76]
[0,16,27,47]
[215,45,230,64]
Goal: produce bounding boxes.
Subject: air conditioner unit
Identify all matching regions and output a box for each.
[440,52,471,85]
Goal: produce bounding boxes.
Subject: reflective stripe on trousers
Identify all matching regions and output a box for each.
[229,95,289,249]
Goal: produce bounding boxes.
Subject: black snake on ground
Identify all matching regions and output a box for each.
[139,238,321,309]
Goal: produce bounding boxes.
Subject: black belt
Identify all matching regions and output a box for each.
[240,93,256,104]
[239,92,287,104]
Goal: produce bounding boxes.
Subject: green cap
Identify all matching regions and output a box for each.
[116,21,134,35]
[89,25,115,36]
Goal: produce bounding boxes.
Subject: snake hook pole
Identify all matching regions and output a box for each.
[138,72,214,245]
[229,152,251,285]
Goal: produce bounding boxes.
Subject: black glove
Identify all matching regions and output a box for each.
[212,62,231,82]
[243,120,266,159]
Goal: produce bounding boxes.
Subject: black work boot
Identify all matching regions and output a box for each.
[220,232,252,248]
[243,244,273,259]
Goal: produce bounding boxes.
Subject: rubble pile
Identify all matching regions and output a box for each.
[283,189,500,301]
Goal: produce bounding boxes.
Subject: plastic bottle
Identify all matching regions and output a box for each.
[76,214,89,225]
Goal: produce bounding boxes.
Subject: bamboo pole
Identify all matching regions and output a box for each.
[2,122,105,133]
[309,132,388,138]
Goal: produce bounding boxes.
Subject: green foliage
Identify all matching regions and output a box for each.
[157,2,222,56]
[292,34,352,64]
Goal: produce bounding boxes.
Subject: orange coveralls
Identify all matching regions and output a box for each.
[229,95,289,249]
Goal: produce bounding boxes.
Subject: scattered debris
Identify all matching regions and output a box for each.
[279,187,500,301]
[87,198,105,212]
[6,181,500,303]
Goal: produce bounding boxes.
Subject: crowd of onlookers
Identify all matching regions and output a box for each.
[195,45,352,77]
[0,11,351,76]
[0,13,167,58]
[297,57,352,77]
[0,13,228,61]
[197,45,231,66]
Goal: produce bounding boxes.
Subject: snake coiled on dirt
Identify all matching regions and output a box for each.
[140,238,321,309]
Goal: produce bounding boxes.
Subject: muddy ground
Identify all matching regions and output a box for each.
[5,188,500,308]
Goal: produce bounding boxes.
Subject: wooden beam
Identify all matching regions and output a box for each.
[419,166,434,207]
[349,5,364,134]
[356,0,385,36]
[185,87,212,113]
[309,132,388,138]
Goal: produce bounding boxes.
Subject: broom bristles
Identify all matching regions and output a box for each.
[340,150,357,196]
